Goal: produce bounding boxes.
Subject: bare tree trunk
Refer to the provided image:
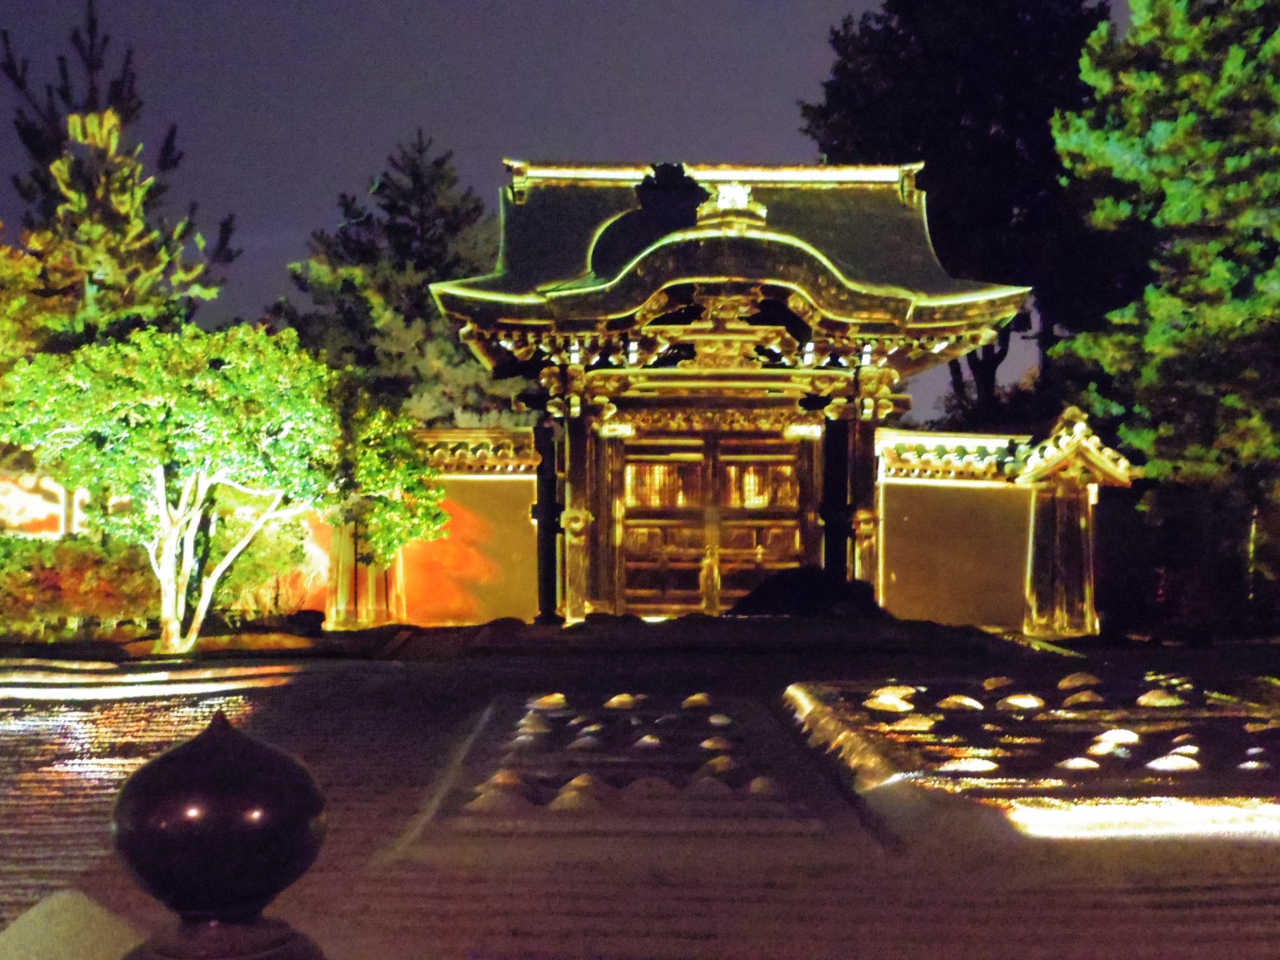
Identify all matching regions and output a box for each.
[148,467,186,654]
[142,466,300,655]
[182,489,286,649]
[967,323,1012,422]
[948,358,969,409]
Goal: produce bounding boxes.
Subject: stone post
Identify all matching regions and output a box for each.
[113,712,328,959]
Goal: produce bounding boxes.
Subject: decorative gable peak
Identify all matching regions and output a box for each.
[1016,407,1134,488]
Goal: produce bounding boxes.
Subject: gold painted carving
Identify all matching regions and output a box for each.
[696,182,768,223]
[608,407,825,434]
[853,508,878,584]
[876,409,1132,488]
[856,366,910,422]
[560,507,594,537]
[415,429,539,474]
[561,507,593,623]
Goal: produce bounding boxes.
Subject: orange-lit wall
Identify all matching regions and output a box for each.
[300,475,539,627]
[398,475,539,625]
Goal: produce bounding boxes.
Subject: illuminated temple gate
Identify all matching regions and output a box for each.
[0,161,1131,638]
[430,161,1031,623]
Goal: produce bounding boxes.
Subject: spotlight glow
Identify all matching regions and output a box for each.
[991,797,1280,840]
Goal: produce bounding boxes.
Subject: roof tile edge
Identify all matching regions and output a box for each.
[503,159,914,186]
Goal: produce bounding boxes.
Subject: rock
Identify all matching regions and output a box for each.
[1056,757,1100,770]
[936,695,983,711]
[528,693,568,710]
[624,776,677,797]
[936,758,999,773]
[698,755,738,775]
[561,773,614,795]
[517,714,552,734]
[1057,672,1101,690]
[477,769,524,793]
[604,693,645,709]
[283,609,326,638]
[687,776,732,796]
[1095,728,1140,745]
[584,612,643,626]
[1146,754,1200,772]
[869,686,915,701]
[1137,690,1186,707]
[888,715,935,732]
[1062,690,1106,707]
[996,694,1045,711]
[863,694,913,713]
[727,566,884,618]
[748,776,781,796]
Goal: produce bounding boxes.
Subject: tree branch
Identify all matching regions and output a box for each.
[183,488,285,648]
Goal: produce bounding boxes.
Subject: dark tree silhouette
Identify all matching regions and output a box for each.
[276,131,532,427]
[802,0,1150,429]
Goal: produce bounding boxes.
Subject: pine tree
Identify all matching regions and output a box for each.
[1,1,235,264]
[802,0,1150,429]
[278,131,532,427]
[1053,0,1280,504]
[2,110,218,361]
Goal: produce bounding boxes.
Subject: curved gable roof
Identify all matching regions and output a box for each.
[436,162,1026,318]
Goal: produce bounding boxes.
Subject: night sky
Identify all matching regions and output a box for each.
[0,1,1129,419]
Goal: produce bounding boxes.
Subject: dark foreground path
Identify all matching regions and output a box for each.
[3,640,1280,958]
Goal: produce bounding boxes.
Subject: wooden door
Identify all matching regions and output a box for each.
[616,434,815,617]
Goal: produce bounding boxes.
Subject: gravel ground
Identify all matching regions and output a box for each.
[4,637,1280,958]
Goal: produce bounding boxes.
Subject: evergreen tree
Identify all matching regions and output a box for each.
[0,110,218,363]
[1,1,235,265]
[802,0,1150,428]
[1053,0,1280,505]
[277,131,532,427]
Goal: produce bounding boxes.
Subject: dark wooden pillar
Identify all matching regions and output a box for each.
[850,416,879,583]
[532,417,564,625]
[821,418,852,580]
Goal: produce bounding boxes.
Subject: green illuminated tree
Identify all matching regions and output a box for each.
[0,324,446,652]
[0,220,70,373]
[802,0,1150,428]
[1053,0,1280,503]
[1,0,235,267]
[0,109,219,366]
[276,130,531,426]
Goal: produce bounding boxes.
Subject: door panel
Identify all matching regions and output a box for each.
[617,434,809,617]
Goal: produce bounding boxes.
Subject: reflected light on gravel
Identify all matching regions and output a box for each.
[0,693,258,922]
[0,663,304,700]
[991,797,1280,839]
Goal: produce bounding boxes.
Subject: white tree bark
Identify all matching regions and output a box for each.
[144,467,306,655]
